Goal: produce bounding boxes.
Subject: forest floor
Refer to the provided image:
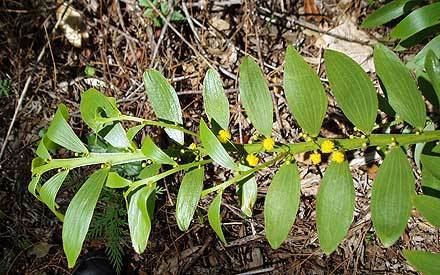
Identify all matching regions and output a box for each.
[0,0,439,274]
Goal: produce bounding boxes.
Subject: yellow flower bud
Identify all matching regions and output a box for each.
[246,154,259,167]
[262,137,275,151]
[321,140,335,153]
[189,143,197,150]
[331,151,345,164]
[217,129,231,143]
[310,152,321,165]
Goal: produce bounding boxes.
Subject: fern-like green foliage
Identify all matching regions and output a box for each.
[88,188,126,274]
[29,45,440,272]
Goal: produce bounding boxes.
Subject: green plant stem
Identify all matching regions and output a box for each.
[125,159,213,196]
[201,153,288,197]
[244,131,440,154]
[32,131,440,181]
[32,150,149,175]
[97,115,197,136]
[120,115,198,136]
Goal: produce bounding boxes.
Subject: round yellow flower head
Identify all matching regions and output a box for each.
[321,140,335,153]
[310,152,322,165]
[246,154,259,167]
[263,137,275,151]
[189,143,197,150]
[217,129,231,143]
[331,151,345,164]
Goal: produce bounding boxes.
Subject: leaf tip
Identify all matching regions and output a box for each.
[267,238,282,250]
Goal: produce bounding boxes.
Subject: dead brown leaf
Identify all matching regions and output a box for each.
[304,0,322,22]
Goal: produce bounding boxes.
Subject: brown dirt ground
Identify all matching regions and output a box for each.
[0,0,439,274]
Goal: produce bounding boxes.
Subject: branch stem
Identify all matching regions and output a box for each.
[201,153,288,197]
[125,159,213,196]
[99,114,198,137]
[244,131,440,154]
[32,131,440,189]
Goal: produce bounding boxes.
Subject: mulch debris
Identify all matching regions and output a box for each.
[0,0,438,274]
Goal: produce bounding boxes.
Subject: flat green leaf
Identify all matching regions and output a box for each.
[141,136,176,165]
[203,69,230,130]
[422,168,440,196]
[208,191,226,243]
[199,119,237,170]
[425,50,440,100]
[264,163,301,249]
[415,124,436,170]
[138,163,161,180]
[414,194,440,227]
[403,250,440,275]
[176,167,204,231]
[371,148,414,247]
[374,44,426,129]
[415,143,424,170]
[63,168,109,268]
[127,124,146,141]
[390,2,440,40]
[421,142,440,180]
[86,135,108,153]
[284,46,327,136]
[239,57,273,136]
[143,69,184,144]
[408,35,440,70]
[36,140,50,160]
[39,170,69,220]
[28,174,41,199]
[325,50,378,133]
[170,10,185,21]
[104,123,131,149]
[47,104,88,154]
[362,0,418,28]
[237,165,257,217]
[316,161,355,254]
[31,157,45,171]
[106,172,132,188]
[128,183,156,254]
[36,135,58,160]
[238,179,257,218]
[80,88,120,133]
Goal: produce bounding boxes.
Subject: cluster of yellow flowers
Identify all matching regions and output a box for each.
[262,137,275,151]
[217,130,276,167]
[218,129,232,143]
[246,154,259,167]
[217,129,344,167]
[245,137,275,166]
[310,140,345,165]
[310,152,321,165]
